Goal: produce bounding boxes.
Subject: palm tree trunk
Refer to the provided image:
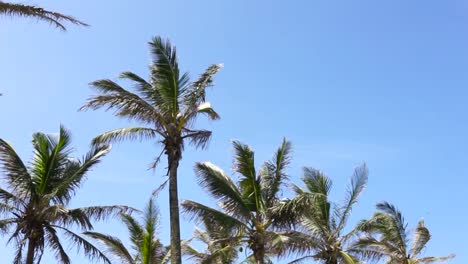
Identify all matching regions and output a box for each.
[25,236,36,264]
[253,246,265,264]
[168,154,182,264]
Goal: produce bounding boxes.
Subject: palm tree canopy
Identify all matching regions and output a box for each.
[353,202,455,264]
[183,212,240,264]
[81,36,222,162]
[0,1,87,30]
[85,197,169,264]
[182,139,312,263]
[277,164,368,264]
[0,125,130,264]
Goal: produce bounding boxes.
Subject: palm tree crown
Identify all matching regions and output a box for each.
[279,164,368,264]
[0,1,87,30]
[0,126,130,264]
[353,202,455,264]
[85,197,169,264]
[182,139,308,264]
[183,213,239,264]
[81,36,222,264]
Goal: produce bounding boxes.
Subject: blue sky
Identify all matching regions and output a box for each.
[1,0,466,263]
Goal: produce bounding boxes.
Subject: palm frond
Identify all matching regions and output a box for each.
[45,226,71,264]
[73,205,132,222]
[181,200,246,231]
[411,220,430,256]
[82,79,166,126]
[0,1,88,30]
[184,64,223,106]
[120,213,144,250]
[261,138,292,204]
[376,202,408,253]
[232,141,256,179]
[302,168,332,196]
[119,71,163,106]
[336,163,368,234]
[148,36,181,115]
[31,126,74,195]
[92,127,162,146]
[84,231,134,264]
[51,144,111,204]
[194,162,251,218]
[0,138,32,196]
[183,129,213,150]
[417,254,455,263]
[55,225,112,264]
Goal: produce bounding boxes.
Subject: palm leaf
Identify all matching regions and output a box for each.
[92,127,162,146]
[148,36,181,115]
[84,231,134,264]
[0,138,32,195]
[194,162,251,218]
[335,163,368,234]
[411,220,430,256]
[181,200,246,231]
[0,1,87,30]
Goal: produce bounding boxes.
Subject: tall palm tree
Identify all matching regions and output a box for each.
[352,202,455,264]
[0,126,130,264]
[80,36,222,264]
[182,139,310,264]
[183,213,239,264]
[85,197,170,264]
[279,165,368,264]
[0,1,87,30]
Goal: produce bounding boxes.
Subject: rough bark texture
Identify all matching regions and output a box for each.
[168,153,182,264]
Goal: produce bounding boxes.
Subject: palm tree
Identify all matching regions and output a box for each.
[0,126,130,264]
[182,139,310,264]
[80,36,222,264]
[85,197,170,264]
[183,213,239,264]
[352,202,455,264]
[279,165,368,264]
[0,1,87,30]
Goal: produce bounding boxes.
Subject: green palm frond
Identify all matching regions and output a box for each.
[335,164,368,234]
[302,168,332,197]
[194,161,251,218]
[375,202,408,253]
[0,1,87,30]
[182,200,247,231]
[56,225,111,264]
[84,232,134,264]
[411,220,430,256]
[121,213,144,249]
[91,127,162,146]
[45,226,71,264]
[50,144,111,204]
[82,80,166,127]
[0,138,32,195]
[148,36,181,115]
[232,141,263,212]
[182,129,213,150]
[184,64,223,106]
[261,138,292,205]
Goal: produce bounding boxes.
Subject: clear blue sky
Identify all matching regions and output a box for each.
[1,0,466,263]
